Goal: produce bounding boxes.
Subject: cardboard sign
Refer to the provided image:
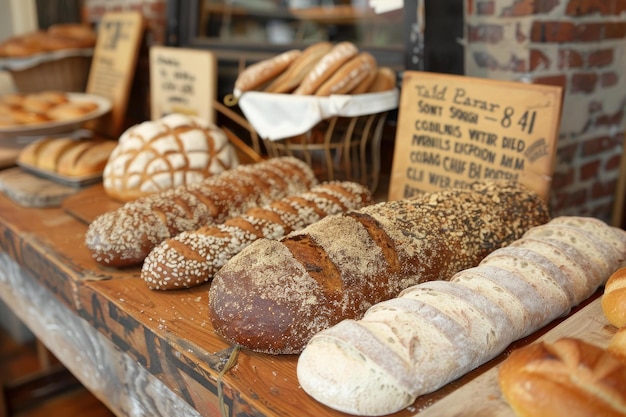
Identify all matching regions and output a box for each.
[85,11,145,138]
[388,72,562,202]
[149,46,217,122]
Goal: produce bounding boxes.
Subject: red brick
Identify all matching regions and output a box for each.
[617,0,626,14]
[582,135,621,156]
[566,0,611,15]
[592,179,618,199]
[467,0,475,14]
[571,72,598,94]
[587,48,614,67]
[532,74,567,89]
[468,24,504,43]
[575,22,605,42]
[557,142,579,163]
[558,48,584,69]
[597,108,625,127]
[530,49,551,70]
[502,0,534,16]
[552,167,576,188]
[591,203,612,223]
[605,22,626,39]
[531,21,576,42]
[534,0,560,13]
[601,72,619,87]
[580,160,601,180]
[606,151,623,171]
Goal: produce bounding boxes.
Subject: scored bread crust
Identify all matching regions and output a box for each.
[498,338,626,417]
[293,41,359,95]
[314,52,378,96]
[295,216,626,416]
[233,49,302,97]
[208,181,551,355]
[141,181,372,290]
[264,41,333,94]
[86,156,318,267]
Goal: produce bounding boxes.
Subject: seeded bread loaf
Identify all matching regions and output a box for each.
[142,181,372,290]
[86,156,318,267]
[208,181,551,355]
[297,216,626,416]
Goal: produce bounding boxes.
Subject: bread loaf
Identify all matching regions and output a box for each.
[142,181,372,290]
[498,338,626,417]
[18,136,117,176]
[296,216,626,416]
[103,113,239,202]
[314,51,377,96]
[86,156,318,267]
[603,266,626,328]
[208,181,551,355]
[233,49,302,97]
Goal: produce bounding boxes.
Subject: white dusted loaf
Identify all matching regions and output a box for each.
[297,216,626,416]
[103,113,239,202]
[208,181,550,354]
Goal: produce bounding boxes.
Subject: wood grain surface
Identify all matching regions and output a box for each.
[0,184,618,417]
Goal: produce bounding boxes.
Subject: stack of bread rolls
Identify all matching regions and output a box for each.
[296,216,626,416]
[18,136,116,177]
[0,24,96,57]
[0,91,99,127]
[102,113,240,202]
[233,41,396,97]
[208,181,550,355]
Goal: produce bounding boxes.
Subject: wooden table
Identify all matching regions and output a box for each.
[0,180,618,417]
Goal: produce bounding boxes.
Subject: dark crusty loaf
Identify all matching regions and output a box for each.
[141,181,372,290]
[208,181,551,354]
[85,157,318,267]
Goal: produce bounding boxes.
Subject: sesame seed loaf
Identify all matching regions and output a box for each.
[85,156,318,267]
[141,181,372,290]
[208,181,551,355]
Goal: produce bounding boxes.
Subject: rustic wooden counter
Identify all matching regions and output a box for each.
[0,181,618,417]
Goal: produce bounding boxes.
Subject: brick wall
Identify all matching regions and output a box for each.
[465,0,626,224]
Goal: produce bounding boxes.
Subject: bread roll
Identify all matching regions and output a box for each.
[366,67,397,93]
[233,49,302,97]
[37,137,80,172]
[208,181,550,355]
[314,52,378,96]
[296,217,626,416]
[292,41,358,95]
[142,181,372,290]
[498,338,626,417]
[57,140,117,177]
[103,113,240,202]
[603,267,626,328]
[86,156,318,267]
[17,137,55,166]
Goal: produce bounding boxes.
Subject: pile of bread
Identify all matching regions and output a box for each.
[18,136,116,178]
[0,23,96,58]
[0,91,99,127]
[233,41,396,97]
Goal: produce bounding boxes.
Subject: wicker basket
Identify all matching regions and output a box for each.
[2,49,93,93]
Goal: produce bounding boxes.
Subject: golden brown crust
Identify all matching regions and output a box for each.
[366,67,397,93]
[314,51,378,96]
[602,267,626,328]
[291,41,358,95]
[499,338,626,417]
[233,49,302,97]
[264,41,333,94]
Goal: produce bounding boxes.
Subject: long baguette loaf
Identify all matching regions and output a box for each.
[141,181,372,290]
[297,216,626,416]
[85,157,318,267]
[208,181,550,354]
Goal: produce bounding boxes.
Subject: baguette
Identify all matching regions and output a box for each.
[498,338,626,417]
[314,51,378,96]
[85,157,318,267]
[296,217,626,416]
[208,181,551,354]
[293,41,359,95]
[142,181,372,290]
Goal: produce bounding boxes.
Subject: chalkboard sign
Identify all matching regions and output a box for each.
[149,46,217,123]
[85,11,144,138]
[388,71,563,202]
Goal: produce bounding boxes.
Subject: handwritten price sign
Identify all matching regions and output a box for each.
[388,72,563,202]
